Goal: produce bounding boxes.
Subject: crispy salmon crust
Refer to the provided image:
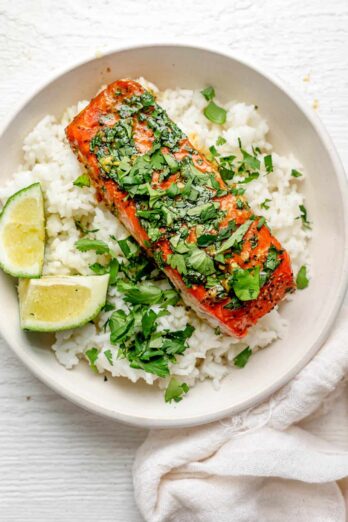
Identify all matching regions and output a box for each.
[66,80,295,337]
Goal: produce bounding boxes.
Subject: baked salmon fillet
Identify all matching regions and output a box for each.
[66,80,295,337]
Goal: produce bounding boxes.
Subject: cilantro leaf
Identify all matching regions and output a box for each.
[260,198,271,210]
[216,219,253,254]
[216,136,227,146]
[203,101,227,125]
[187,248,215,275]
[73,173,91,188]
[142,309,158,338]
[234,346,252,368]
[164,378,189,403]
[167,253,187,275]
[89,262,108,275]
[163,153,180,173]
[118,237,140,258]
[120,281,163,305]
[104,349,113,365]
[291,169,303,178]
[130,358,170,378]
[232,266,260,301]
[200,86,215,101]
[75,221,99,235]
[109,310,135,344]
[264,155,273,174]
[297,204,311,229]
[85,347,99,373]
[101,302,115,312]
[75,239,110,255]
[296,265,309,289]
[240,172,259,184]
[109,258,119,285]
[257,217,266,230]
[240,148,260,170]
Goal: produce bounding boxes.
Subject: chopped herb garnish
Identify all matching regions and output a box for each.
[73,173,91,188]
[264,155,273,174]
[141,309,158,338]
[260,198,271,210]
[85,347,99,373]
[297,204,311,229]
[232,266,260,301]
[240,148,260,170]
[203,101,227,125]
[75,221,99,235]
[167,253,187,275]
[75,238,110,255]
[101,302,115,312]
[234,346,252,368]
[200,86,215,101]
[216,219,253,255]
[257,217,266,230]
[216,136,227,146]
[296,265,309,289]
[118,237,139,258]
[164,378,189,403]
[118,280,163,305]
[291,169,303,178]
[241,172,259,184]
[89,262,108,275]
[104,349,113,365]
[109,258,119,285]
[187,248,215,275]
[209,145,219,158]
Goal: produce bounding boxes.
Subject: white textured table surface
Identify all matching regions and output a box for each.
[0,1,347,520]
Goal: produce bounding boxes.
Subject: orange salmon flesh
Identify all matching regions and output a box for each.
[66,80,295,337]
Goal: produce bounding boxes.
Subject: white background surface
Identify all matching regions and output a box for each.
[0,1,347,520]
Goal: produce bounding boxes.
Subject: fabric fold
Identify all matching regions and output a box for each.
[133,307,348,522]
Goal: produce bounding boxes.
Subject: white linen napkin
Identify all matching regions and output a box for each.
[133,307,348,522]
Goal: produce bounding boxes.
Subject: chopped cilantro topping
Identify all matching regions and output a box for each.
[73,173,91,188]
[167,253,187,275]
[216,136,227,146]
[291,169,303,178]
[104,349,113,365]
[297,204,311,229]
[232,266,260,301]
[75,239,110,255]
[240,147,260,170]
[257,217,266,230]
[85,347,99,373]
[260,198,271,210]
[165,378,189,403]
[296,265,309,289]
[241,172,259,184]
[203,101,227,125]
[200,86,215,101]
[186,248,215,275]
[216,219,253,255]
[264,155,273,174]
[234,346,252,368]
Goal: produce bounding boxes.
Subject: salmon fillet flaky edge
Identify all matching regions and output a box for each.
[65,79,295,338]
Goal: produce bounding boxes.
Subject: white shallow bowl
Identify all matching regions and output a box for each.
[0,43,347,428]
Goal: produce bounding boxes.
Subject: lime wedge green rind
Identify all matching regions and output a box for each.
[18,274,110,332]
[0,182,45,278]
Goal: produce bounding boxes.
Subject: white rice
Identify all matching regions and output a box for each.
[0,79,311,389]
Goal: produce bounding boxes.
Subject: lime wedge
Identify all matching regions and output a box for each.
[18,275,109,331]
[0,183,45,277]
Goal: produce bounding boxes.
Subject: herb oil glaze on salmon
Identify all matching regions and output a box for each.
[66,80,295,337]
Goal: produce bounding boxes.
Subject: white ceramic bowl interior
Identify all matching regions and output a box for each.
[0,44,347,428]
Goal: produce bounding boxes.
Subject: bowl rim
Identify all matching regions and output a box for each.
[1,41,347,428]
